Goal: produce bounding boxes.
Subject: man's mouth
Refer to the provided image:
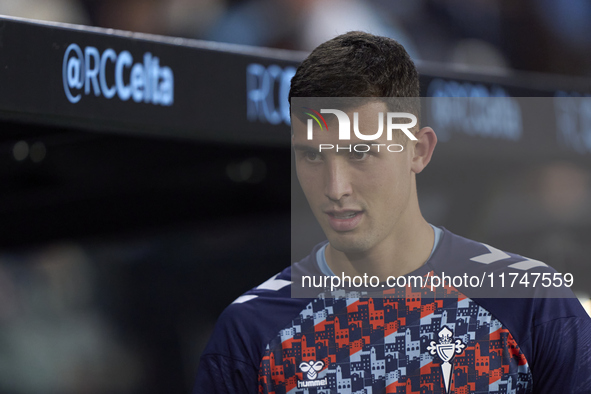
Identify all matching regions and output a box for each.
[325,210,364,232]
[329,211,361,219]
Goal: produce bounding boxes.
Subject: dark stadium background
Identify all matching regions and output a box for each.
[0,1,590,393]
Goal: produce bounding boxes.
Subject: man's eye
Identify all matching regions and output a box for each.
[305,151,320,161]
[350,151,368,160]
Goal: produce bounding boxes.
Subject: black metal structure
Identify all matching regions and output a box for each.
[1,16,590,248]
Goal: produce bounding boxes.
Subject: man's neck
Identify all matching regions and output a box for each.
[324,214,434,281]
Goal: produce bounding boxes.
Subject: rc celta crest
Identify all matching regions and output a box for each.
[427,326,466,394]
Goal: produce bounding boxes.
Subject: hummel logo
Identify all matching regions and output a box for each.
[297,360,328,388]
[427,326,466,394]
[299,360,324,380]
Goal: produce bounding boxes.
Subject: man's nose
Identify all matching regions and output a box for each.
[324,159,353,202]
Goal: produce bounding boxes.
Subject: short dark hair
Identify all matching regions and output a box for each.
[289,31,419,101]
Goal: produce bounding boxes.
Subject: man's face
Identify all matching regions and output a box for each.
[292,101,417,255]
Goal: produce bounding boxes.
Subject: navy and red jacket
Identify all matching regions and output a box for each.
[194,228,591,393]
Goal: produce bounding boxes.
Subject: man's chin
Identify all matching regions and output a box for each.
[326,236,371,255]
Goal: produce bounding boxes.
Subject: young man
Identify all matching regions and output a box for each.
[194,32,591,394]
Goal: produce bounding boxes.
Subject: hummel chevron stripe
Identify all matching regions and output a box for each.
[257,273,292,291]
[470,244,511,264]
[508,258,548,270]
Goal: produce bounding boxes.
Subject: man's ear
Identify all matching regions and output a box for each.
[411,127,437,174]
